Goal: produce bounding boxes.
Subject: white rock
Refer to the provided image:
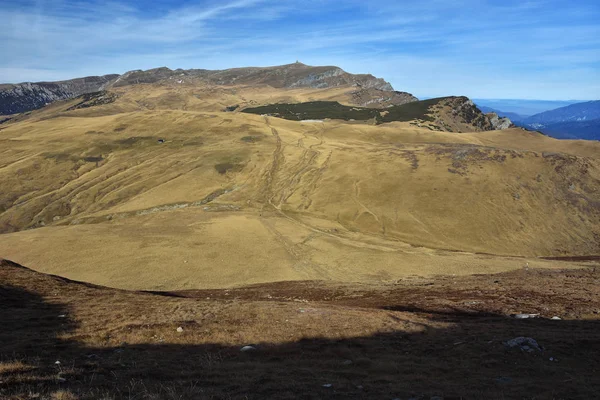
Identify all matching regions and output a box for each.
[322,383,332,388]
[240,345,257,352]
[176,327,184,333]
[551,316,562,320]
[512,313,540,319]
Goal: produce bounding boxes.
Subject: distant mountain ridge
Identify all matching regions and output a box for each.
[519,101,600,140]
[476,100,600,140]
[0,63,411,115]
[0,75,118,115]
[477,105,528,122]
[523,100,600,126]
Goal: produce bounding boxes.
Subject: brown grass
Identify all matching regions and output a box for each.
[1,258,599,399]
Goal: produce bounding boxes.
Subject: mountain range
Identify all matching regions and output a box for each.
[0,63,415,116]
[478,101,600,140]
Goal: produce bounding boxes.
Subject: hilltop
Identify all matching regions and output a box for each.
[0,63,416,115]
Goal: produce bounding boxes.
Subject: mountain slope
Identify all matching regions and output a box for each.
[0,82,598,292]
[517,101,600,140]
[2,257,599,399]
[0,63,415,115]
[0,74,119,115]
[242,96,513,131]
[523,100,600,125]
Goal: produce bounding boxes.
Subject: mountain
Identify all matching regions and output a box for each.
[473,98,583,116]
[523,100,600,125]
[0,63,416,115]
[519,101,600,140]
[477,105,528,122]
[0,74,119,115]
[538,119,600,140]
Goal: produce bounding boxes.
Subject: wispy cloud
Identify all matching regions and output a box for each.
[0,0,598,99]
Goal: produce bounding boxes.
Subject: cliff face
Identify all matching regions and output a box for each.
[0,75,119,115]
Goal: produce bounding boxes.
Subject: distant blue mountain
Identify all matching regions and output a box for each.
[473,98,583,116]
[477,105,528,122]
[518,101,600,141]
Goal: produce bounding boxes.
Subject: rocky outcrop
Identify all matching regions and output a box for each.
[445,97,513,131]
[0,75,118,115]
[487,112,513,130]
[418,96,514,133]
[349,88,418,108]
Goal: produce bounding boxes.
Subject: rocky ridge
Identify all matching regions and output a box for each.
[0,63,400,115]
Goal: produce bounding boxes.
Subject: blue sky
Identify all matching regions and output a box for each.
[1,0,599,100]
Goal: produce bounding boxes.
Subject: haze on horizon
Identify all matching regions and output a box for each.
[1,0,599,101]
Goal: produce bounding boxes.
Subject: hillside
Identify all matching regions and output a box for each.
[242,97,513,131]
[514,101,600,140]
[523,100,600,126]
[0,79,599,291]
[0,74,118,115]
[1,258,599,399]
[0,63,416,115]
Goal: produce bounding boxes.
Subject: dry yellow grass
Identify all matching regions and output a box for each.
[0,83,599,290]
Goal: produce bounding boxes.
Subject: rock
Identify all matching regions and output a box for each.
[176,326,184,333]
[551,316,562,320]
[54,361,61,365]
[240,345,257,352]
[504,337,542,352]
[341,359,353,366]
[57,377,67,383]
[322,383,332,388]
[511,313,540,319]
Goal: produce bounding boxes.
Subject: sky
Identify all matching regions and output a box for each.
[1,0,599,100]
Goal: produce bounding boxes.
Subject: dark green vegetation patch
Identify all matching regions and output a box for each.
[241,98,448,124]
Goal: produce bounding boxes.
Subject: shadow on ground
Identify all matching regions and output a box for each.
[1,259,599,399]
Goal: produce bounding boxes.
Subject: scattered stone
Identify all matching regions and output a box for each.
[176,327,184,333]
[57,377,67,383]
[322,383,332,388]
[511,313,540,319]
[341,359,353,366]
[551,316,562,320]
[57,314,66,318]
[240,345,257,352]
[504,337,542,353]
[54,361,61,365]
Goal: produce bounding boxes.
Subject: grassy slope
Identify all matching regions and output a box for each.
[0,83,599,290]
